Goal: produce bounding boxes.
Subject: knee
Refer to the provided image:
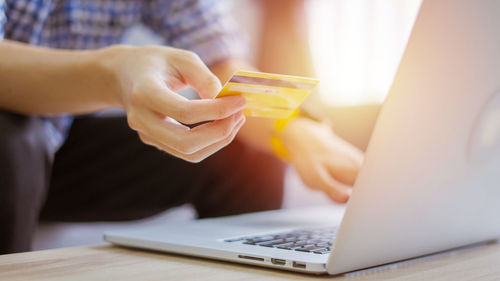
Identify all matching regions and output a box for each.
[0,112,52,254]
[0,110,52,195]
[232,141,286,209]
[0,110,49,157]
[246,147,285,189]
[0,110,51,207]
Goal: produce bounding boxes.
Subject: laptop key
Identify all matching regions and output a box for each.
[224,238,244,242]
[276,245,302,250]
[312,248,330,254]
[274,243,295,249]
[306,239,323,244]
[246,236,275,242]
[295,246,325,252]
[257,239,286,247]
[274,234,293,239]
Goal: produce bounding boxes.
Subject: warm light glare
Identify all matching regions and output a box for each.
[307,0,421,106]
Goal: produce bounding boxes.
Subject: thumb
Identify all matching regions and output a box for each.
[173,51,222,99]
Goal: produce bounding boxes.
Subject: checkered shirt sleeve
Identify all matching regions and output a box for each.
[143,0,248,66]
[0,0,5,39]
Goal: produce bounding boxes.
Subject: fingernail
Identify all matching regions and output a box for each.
[236,116,246,129]
[343,191,351,201]
[238,114,246,125]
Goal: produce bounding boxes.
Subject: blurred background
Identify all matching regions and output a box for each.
[234,0,421,106]
[35,0,423,250]
[122,0,421,107]
[231,0,421,151]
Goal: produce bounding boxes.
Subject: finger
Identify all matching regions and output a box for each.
[136,108,245,155]
[172,50,222,99]
[127,106,186,146]
[185,112,245,151]
[337,137,365,169]
[143,81,246,124]
[325,158,361,186]
[348,146,365,169]
[315,165,352,203]
[180,96,246,124]
[139,116,245,163]
[295,159,351,203]
[183,115,246,162]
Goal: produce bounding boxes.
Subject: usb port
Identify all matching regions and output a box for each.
[292,261,306,269]
[271,258,286,265]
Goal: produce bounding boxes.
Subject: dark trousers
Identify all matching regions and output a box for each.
[0,111,284,254]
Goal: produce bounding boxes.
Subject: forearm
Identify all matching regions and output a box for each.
[0,40,120,115]
[256,0,315,77]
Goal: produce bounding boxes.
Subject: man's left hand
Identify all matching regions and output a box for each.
[280,118,364,203]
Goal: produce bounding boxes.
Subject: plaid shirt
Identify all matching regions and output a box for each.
[0,0,246,151]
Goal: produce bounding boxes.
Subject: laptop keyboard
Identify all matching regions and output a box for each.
[224,227,337,254]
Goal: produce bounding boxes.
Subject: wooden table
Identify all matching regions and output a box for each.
[1,242,499,281]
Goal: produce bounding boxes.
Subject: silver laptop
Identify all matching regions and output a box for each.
[104,0,500,275]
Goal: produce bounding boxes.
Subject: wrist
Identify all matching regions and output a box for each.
[93,45,133,108]
[280,117,318,154]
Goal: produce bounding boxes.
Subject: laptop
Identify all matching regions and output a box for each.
[104,0,500,275]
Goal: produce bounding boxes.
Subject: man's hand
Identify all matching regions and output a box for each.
[103,46,247,163]
[280,117,364,203]
[209,60,363,202]
[0,41,246,163]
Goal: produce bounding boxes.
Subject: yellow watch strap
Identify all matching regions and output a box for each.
[270,110,300,161]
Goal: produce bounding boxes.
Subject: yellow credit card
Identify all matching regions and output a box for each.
[216,70,319,119]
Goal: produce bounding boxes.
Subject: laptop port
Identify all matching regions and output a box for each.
[292,261,306,269]
[271,258,286,265]
[237,255,264,262]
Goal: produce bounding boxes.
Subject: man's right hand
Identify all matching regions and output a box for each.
[102,45,246,163]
